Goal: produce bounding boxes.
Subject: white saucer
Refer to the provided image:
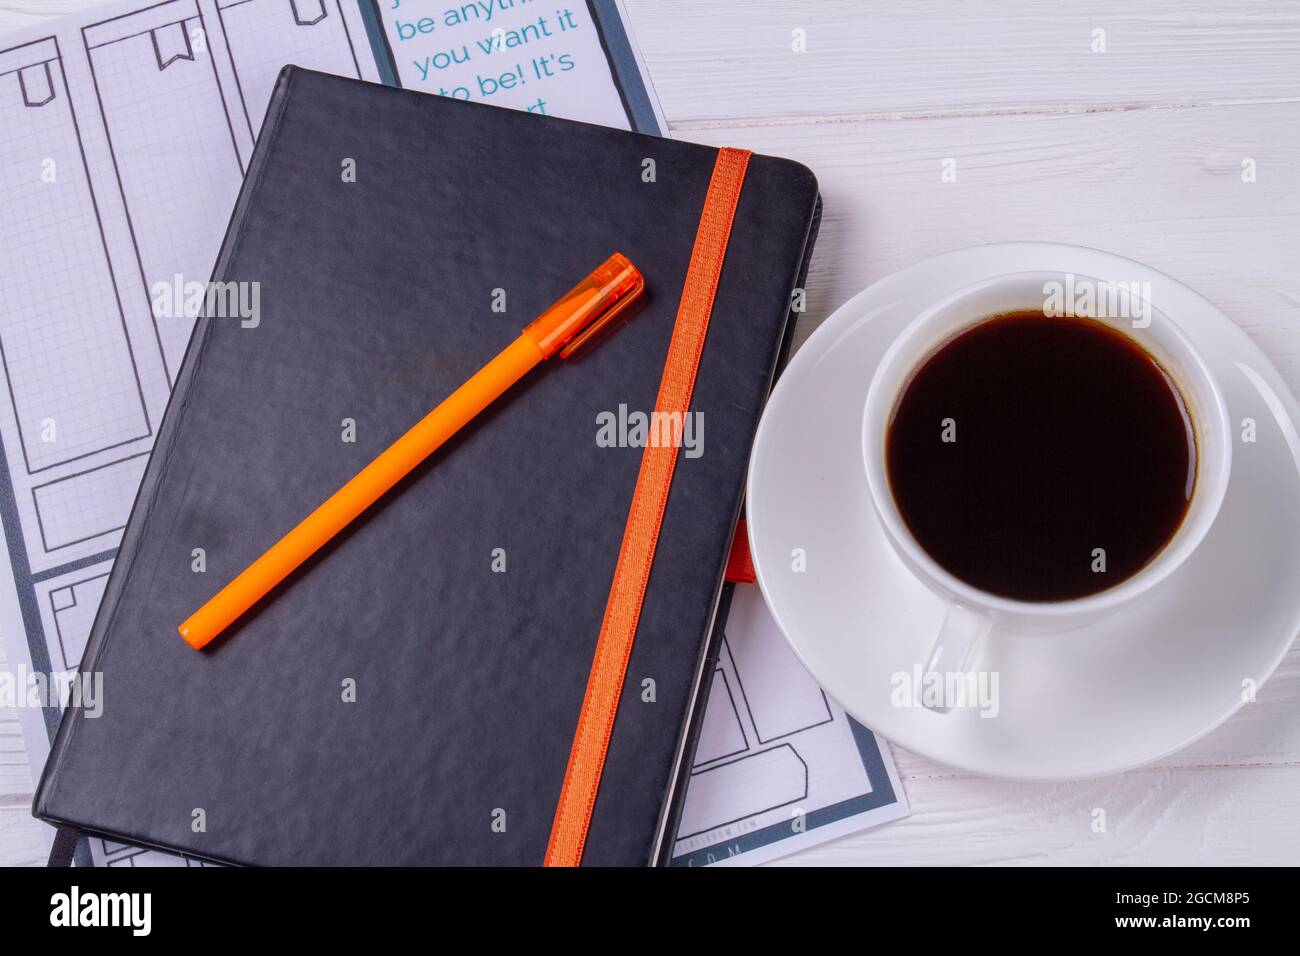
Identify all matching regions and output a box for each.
[747,242,1300,779]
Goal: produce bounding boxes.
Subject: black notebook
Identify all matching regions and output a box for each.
[34,67,820,866]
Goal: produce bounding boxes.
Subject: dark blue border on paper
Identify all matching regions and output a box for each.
[357,0,397,87]
[670,720,898,867]
[586,0,660,134]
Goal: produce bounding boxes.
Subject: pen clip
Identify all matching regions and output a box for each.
[558,271,645,359]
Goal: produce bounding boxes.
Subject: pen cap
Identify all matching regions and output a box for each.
[524,253,645,359]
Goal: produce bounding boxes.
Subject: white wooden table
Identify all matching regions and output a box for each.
[2,0,1298,866]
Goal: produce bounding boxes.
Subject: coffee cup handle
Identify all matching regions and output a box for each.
[922,603,992,714]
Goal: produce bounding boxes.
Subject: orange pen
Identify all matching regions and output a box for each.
[179,253,644,650]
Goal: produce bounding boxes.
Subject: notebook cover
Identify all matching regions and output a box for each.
[34,67,820,866]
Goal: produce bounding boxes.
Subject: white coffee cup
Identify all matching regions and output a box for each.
[861,271,1232,709]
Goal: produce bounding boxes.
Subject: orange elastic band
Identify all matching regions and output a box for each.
[543,147,752,866]
[724,520,756,584]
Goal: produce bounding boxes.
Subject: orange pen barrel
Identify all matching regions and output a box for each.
[179,253,643,650]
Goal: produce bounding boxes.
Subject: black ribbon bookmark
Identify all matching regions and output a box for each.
[47,826,78,867]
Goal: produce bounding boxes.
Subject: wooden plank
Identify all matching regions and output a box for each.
[0,728,38,799]
[1,644,43,866]
[0,800,47,868]
[9,1,1300,122]
[624,0,1300,126]
[777,764,1300,865]
[0,642,38,799]
[678,102,1300,390]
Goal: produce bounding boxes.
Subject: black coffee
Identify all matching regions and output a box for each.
[885,311,1195,601]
